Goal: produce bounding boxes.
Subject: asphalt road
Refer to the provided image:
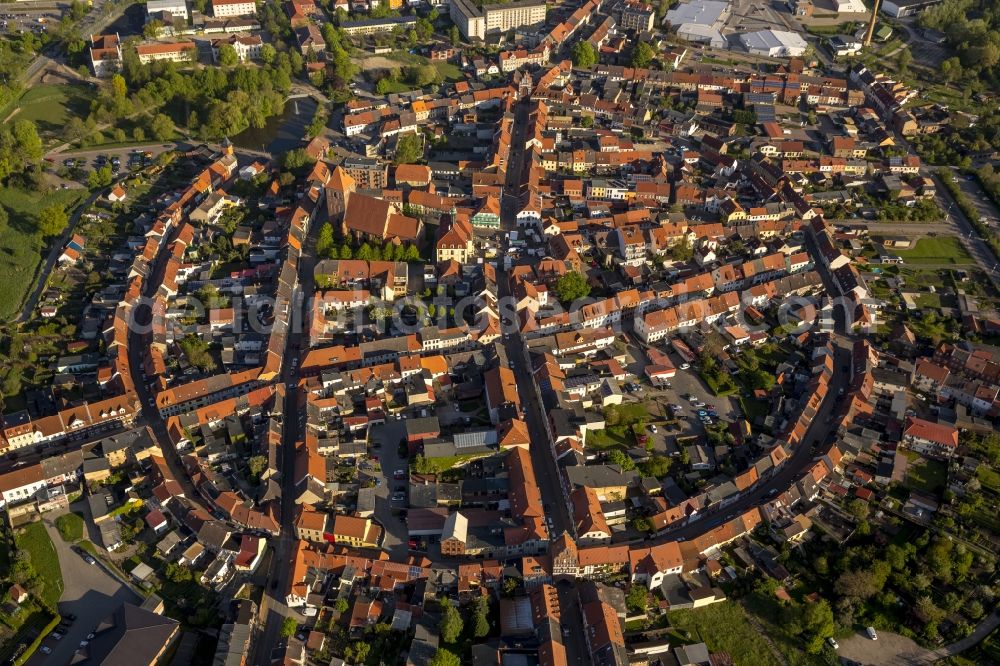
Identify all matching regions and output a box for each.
[251,192,322,666]
[26,513,141,666]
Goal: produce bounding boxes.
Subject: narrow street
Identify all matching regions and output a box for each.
[250,198,323,666]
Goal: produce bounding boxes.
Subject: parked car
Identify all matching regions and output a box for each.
[827,637,839,650]
[679,363,691,370]
[866,627,878,641]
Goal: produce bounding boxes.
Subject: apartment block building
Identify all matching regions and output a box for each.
[450,0,546,40]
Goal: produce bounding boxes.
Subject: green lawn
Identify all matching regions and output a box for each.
[976,465,1000,493]
[896,237,974,265]
[668,602,785,666]
[54,513,84,543]
[14,522,63,609]
[0,186,88,321]
[434,62,463,82]
[900,451,948,493]
[9,83,92,137]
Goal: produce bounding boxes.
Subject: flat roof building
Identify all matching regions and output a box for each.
[739,29,808,57]
[881,0,942,17]
[450,0,546,40]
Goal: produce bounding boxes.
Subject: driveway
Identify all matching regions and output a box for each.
[26,512,141,666]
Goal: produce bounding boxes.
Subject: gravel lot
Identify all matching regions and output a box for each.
[837,629,929,666]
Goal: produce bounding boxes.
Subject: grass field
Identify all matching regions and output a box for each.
[896,237,974,265]
[976,465,1000,493]
[0,186,88,321]
[8,83,92,137]
[901,450,948,493]
[668,602,786,666]
[14,522,63,609]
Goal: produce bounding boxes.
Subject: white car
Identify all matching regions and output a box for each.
[866,627,878,641]
[827,637,839,650]
[649,425,657,433]
[679,363,691,370]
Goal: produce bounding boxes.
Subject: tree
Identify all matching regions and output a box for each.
[449,25,460,46]
[668,236,693,262]
[632,517,652,532]
[280,616,297,637]
[179,335,216,372]
[632,41,655,68]
[554,271,590,303]
[572,41,598,68]
[896,48,912,75]
[395,133,423,164]
[143,19,163,38]
[429,649,461,666]
[346,642,371,664]
[580,115,594,128]
[941,56,962,82]
[247,455,267,479]
[471,596,490,638]
[836,569,883,599]
[218,43,239,67]
[640,455,671,478]
[626,584,648,613]
[799,600,835,654]
[439,602,463,643]
[316,223,335,258]
[334,597,349,613]
[260,43,277,65]
[37,206,68,237]
[608,449,635,471]
[149,113,174,141]
[846,498,870,521]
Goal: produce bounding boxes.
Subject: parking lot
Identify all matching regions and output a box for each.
[25,512,141,666]
[367,419,410,560]
[622,337,741,455]
[948,168,1000,228]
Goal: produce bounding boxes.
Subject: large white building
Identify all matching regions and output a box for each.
[89,33,122,78]
[211,0,257,17]
[449,0,546,40]
[212,34,263,62]
[146,0,189,20]
[739,29,808,57]
[881,0,942,17]
[833,0,868,13]
[665,0,729,48]
[135,41,197,64]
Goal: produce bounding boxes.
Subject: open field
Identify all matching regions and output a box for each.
[14,522,63,609]
[0,187,88,321]
[901,450,948,493]
[896,237,973,265]
[6,83,92,138]
[668,601,789,666]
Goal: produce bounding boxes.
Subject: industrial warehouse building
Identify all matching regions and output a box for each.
[739,29,808,57]
[665,0,729,48]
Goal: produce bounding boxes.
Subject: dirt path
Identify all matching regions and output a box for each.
[744,608,790,666]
